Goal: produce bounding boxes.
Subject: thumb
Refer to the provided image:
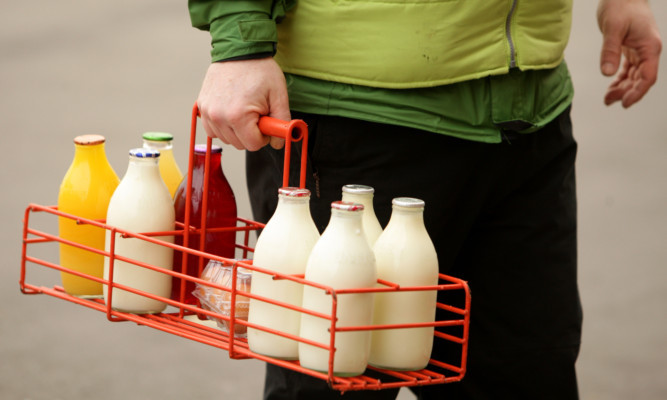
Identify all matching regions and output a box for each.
[599,15,625,76]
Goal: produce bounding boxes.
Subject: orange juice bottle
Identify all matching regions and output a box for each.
[58,135,120,297]
[142,132,183,198]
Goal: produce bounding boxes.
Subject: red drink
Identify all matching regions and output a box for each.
[171,144,237,304]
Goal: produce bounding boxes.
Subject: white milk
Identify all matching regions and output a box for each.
[341,184,383,247]
[369,197,439,371]
[103,148,175,314]
[247,187,320,359]
[299,201,377,376]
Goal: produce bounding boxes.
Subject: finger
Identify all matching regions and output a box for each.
[621,87,645,108]
[233,116,270,151]
[201,112,246,150]
[604,84,626,105]
[621,72,655,108]
[599,17,625,76]
[603,58,633,105]
[269,137,286,150]
[199,114,218,139]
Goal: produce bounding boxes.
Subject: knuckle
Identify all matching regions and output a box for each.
[207,107,229,126]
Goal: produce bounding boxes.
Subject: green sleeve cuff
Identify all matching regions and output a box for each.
[188,0,294,62]
[209,12,277,62]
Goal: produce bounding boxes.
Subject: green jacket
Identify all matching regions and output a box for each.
[189,0,574,143]
[275,0,572,88]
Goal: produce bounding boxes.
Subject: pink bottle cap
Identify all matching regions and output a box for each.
[278,187,311,197]
[331,201,364,212]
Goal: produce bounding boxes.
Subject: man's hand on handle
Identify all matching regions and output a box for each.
[197,58,290,150]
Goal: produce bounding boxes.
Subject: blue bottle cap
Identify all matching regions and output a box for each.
[129,148,160,158]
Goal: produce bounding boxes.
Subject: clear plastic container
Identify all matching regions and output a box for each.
[193,260,251,338]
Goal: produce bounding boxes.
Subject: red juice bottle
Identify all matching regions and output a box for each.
[171,144,237,304]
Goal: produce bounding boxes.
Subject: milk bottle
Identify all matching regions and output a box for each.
[247,187,319,359]
[369,197,438,371]
[341,184,383,247]
[58,135,119,298]
[299,201,377,376]
[103,148,175,313]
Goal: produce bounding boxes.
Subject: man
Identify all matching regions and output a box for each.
[189,0,661,398]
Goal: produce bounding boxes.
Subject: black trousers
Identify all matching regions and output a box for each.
[246,108,582,400]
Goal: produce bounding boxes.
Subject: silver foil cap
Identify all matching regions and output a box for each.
[342,184,375,195]
[392,197,425,208]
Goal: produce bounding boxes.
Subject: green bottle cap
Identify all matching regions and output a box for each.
[142,132,173,141]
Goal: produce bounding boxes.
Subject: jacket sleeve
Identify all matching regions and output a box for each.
[188,0,293,62]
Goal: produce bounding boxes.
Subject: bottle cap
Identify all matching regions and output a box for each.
[342,184,375,194]
[74,134,105,145]
[129,148,160,158]
[392,197,425,208]
[278,187,311,197]
[331,201,364,212]
[142,132,174,142]
[194,144,223,154]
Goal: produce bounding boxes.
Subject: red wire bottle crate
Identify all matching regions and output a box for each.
[19,104,471,393]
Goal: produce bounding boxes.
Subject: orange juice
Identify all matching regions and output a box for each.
[58,135,119,297]
[142,132,183,198]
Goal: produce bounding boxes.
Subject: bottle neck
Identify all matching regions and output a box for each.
[125,156,161,180]
[72,143,114,173]
[341,192,375,213]
[326,208,364,235]
[274,194,312,220]
[74,142,107,160]
[386,206,425,231]
[143,139,173,152]
[194,152,222,171]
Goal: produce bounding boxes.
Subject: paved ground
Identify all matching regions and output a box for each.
[1,1,666,399]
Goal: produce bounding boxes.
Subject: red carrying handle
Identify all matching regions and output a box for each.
[191,103,308,189]
[176,103,310,314]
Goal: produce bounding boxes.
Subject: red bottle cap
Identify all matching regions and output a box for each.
[278,187,311,197]
[331,201,364,212]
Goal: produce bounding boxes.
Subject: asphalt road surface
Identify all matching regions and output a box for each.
[1,2,665,399]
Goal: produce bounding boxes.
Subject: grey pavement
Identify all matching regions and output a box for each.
[1,1,666,399]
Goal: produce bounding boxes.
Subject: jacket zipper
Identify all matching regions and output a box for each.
[505,0,518,68]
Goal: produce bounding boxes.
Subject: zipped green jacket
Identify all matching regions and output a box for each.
[189,0,574,143]
[276,0,572,88]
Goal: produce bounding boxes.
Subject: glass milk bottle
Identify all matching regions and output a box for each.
[299,201,377,376]
[341,184,383,247]
[369,197,439,371]
[247,187,320,359]
[58,135,120,297]
[103,148,175,313]
[171,144,237,305]
[142,132,183,198]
